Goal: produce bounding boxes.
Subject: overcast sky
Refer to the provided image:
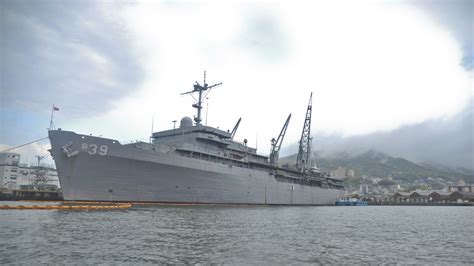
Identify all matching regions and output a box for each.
[0,0,473,165]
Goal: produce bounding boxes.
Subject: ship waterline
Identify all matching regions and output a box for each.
[49,130,344,205]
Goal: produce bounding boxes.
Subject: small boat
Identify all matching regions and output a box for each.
[335,198,368,206]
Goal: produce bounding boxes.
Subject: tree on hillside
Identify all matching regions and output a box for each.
[378,179,396,187]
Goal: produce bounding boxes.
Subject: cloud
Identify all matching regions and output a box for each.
[286,97,473,169]
[0,140,52,166]
[63,1,471,142]
[2,0,472,163]
[409,0,474,69]
[238,6,291,63]
[0,109,48,145]
[0,0,143,117]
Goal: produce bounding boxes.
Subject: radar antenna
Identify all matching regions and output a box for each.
[269,114,291,165]
[296,93,313,172]
[181,71,222,125]
[230,118,242,140]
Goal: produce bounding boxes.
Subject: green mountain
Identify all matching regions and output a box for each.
[280,150,473,182]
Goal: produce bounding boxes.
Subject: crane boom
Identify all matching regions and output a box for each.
[296,93,313,172]
[230,118,241,140]
[269,114,291,165]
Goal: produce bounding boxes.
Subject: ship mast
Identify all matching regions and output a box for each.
[296,93,313,172]
[181,71,222,126]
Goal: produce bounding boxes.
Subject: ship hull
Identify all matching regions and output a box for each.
[49,130,344,205]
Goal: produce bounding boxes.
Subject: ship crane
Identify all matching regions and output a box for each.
[296,92,313,172]
[181,71,222,125]
[230,118,242,140]
[269,114,291,165]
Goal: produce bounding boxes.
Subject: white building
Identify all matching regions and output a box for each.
[0,153,20,190]
[360,184,370,194]
[331,167,347,179]
[347,169,355,177]
[0,152,59,190]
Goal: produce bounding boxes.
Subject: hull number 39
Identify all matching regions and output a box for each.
[82,143,108,156]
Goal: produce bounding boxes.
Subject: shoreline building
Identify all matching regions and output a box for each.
[331,167,346,178]
[0,152,59,191]
[331,167,355,179]
[359,183,370,194]
[448,180,473,193]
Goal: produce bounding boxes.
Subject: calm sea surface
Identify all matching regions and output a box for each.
[0,204,473,264]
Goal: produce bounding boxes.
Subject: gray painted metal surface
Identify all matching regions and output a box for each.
[49,129,344,205]
[49,73,344,205]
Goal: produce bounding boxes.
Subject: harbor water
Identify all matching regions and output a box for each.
[1,205,473,264]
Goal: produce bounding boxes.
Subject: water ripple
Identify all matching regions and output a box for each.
[0,206,473,264]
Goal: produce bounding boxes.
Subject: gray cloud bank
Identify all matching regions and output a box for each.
[282,98,473,170]
[1,0,143,116]
[411,0,474,69]
[279,1,473,170]
[239,7,291,64]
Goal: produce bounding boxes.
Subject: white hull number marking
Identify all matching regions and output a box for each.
[81,143,108,156]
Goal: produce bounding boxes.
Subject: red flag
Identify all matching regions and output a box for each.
[53,105,59,111]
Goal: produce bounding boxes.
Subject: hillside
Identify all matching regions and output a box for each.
[280,150,473,182]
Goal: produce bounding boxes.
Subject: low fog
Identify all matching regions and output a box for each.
[281,98,473,170]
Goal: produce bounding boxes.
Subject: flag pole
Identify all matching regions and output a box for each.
[49,104,58,130]
[49,105,54,130]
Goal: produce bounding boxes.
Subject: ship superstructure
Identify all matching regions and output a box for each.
[48,73,344,204]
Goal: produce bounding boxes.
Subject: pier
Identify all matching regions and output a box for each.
[0,189,62,201]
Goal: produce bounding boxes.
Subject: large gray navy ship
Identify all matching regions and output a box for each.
[49,73,344,204]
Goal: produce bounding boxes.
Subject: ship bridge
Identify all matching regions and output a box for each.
[152,124,232,140]
[151,116,267,165]
[150,72,266,164]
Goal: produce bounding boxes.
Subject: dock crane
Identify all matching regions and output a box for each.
[35,155,47,166]
[32,154,50,190]
[296,93,313,172]
[269,114,292,165]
